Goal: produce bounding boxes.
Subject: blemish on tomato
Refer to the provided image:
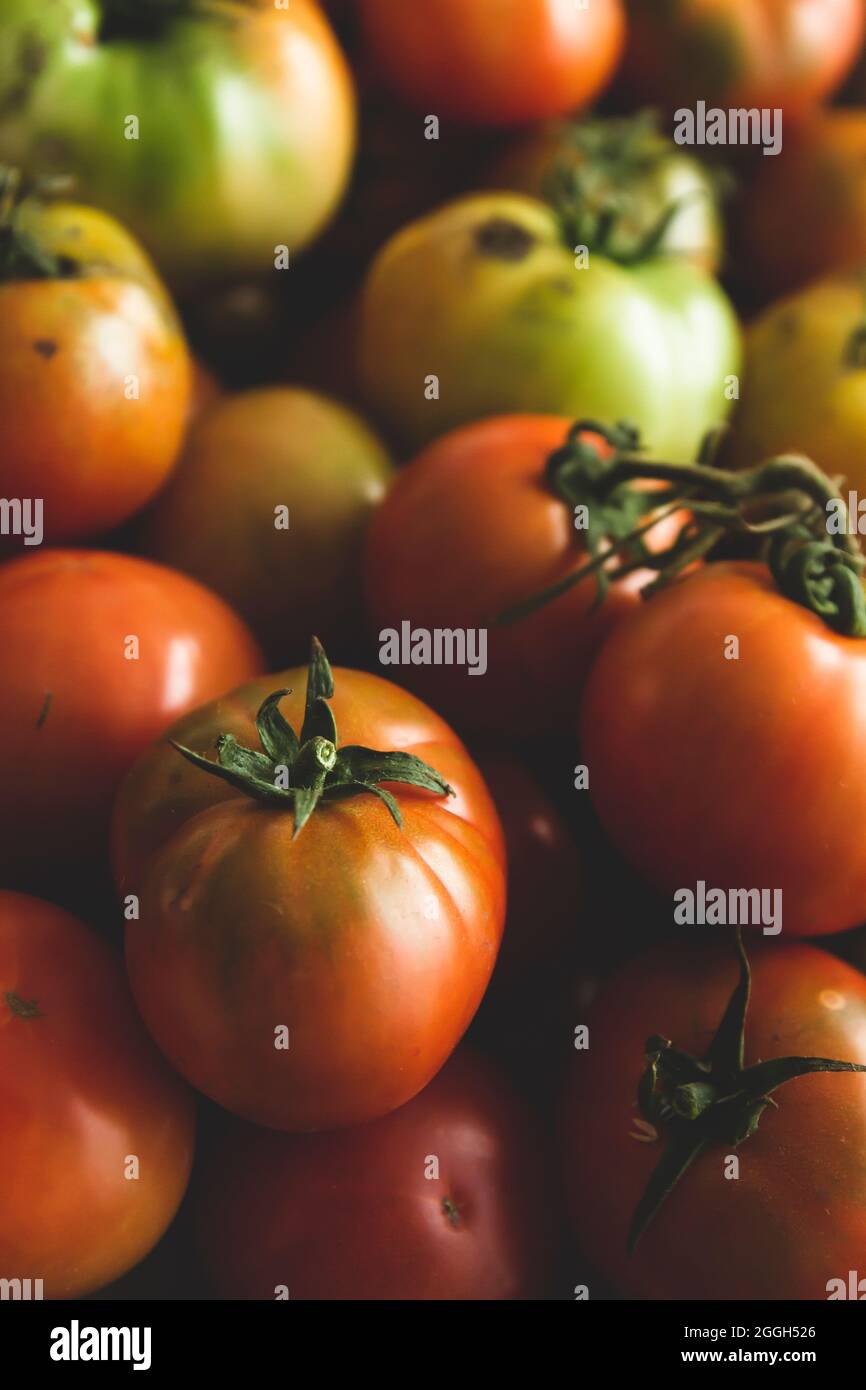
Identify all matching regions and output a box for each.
[442,1196,462,1228]
[819,989,845,1011]
[33,339,59,359]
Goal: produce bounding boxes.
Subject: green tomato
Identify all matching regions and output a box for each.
[0,0,356,287]
[358,192,741,457]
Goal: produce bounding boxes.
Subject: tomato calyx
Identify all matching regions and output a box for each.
[172,638,455,838]
[549,110,715,266]
[4,991,41,1020]
[0,170,79,283]
[500,422,866,636]
[628,929,866,1252]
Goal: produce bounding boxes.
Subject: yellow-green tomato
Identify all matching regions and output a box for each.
[358,192,741,456]
[141,387,394,664]
[728,270,866,494]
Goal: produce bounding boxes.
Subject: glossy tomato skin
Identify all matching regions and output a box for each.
[363,415,681,734]
[563,936,866,1299]
[112,668,506,1132]
[359,0,624,127]
[0,891,195,1299]
[195,1049,552,1300]
[623,0,864,121]
[0,550,263,883]
[142,388,394,663]
[0,198,190,543]
[0,0,356,286]
[358,192,741,456]
[726,270,866,490]
[737,112,866,300]
[582,561,866,937]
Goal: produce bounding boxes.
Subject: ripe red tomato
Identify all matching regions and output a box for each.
[473,751,583,987]
[363,415,680,734]
[0,550,263,883]
[359,0,625,127]
[582,561,866,937]
[562,935,866,1299]
[622,0,865,121]
[0,194,191,543]
[0,891,195,1299]
[112,652,505,1131]
[737,110,866,300]
[195,1049,552,1299]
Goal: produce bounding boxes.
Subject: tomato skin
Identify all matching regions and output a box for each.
[623,0,865,120]
[737,112,866,300]
[562,936,866,1299]
[581,561,866,938]
[194,1049,552,1300]
[0,891,195,1299]
[358,192,741,457]
[0,0,356,285]
[359,0,624,128]
[142,388,394,663]
[726,270,866,492]
[0,198,190,543]
[363,415,681,734]
[0,550,263,883]
[112,667,505,1132]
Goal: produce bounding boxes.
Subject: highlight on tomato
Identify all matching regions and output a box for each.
[0,890,195,1299]
[0,549,263,884]
[363,415,684,733]
[531,430,866,937]
[0,0,357,286]
[621,0,865,123]
[562,931,866,1299]
[112,639,506,1132]
[194,1048,553,1300]
[358,0,625,128]
[0,172,190,543]
[141,387,394,664]
[358,189,741,455]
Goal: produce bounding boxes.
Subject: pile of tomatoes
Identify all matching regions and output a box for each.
[6,0,866,1305]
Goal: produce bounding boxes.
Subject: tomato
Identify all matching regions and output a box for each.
[622,0,865,121]
[726,269,866,494]
[141,387,394,664]
[472,751,583,986]
[359,0,624,128]
[0,187,190,543]
[737,110,866,300]
[363,415,683,734]
[0,891,195,1299]
[562,935,866,1299]
[112,643,505,1131]
[0,0,356,285]
[489,113,724,274]
[358,192,741,456]
[581,560,866,938]
[194,1049,552,1300]
[0,549,263,884]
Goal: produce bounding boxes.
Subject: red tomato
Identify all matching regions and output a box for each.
[562,935,866,1299]
[473,750,583,986]
[0,891,195,1299]
[582,561,866,937]
[0,550,263,883]
[112,656,505,1131]
[622,0,865,121]
[195,1049,552,1299]
[359,0,625,127]
[363,415,680,735]
[0,195,191,543]
[737,110,866,300]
